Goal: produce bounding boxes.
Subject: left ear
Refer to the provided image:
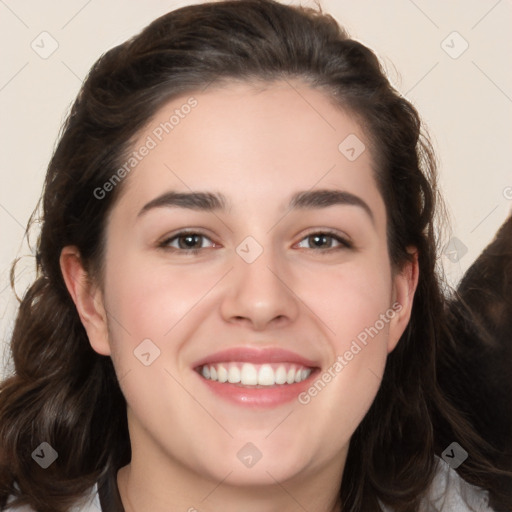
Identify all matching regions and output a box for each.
[387,248,419,353]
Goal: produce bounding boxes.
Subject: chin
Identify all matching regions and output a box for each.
[194,438,316,487]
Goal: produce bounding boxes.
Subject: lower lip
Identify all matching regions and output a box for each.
[197,371,318,407]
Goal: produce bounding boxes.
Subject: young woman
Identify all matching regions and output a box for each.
[1,1,510,511]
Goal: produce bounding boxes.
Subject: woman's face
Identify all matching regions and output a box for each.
[64,81,416,495]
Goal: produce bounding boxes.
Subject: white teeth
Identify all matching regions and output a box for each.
[201,362,313,386]
[217,365,228,383]
[258,364,275,386]
[240,363,258,385]
[228,365,241,383]
[275,365,287,385]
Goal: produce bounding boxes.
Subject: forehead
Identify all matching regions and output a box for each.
[114,80,385,225]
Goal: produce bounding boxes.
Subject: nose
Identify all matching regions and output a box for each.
[220,243,300,331]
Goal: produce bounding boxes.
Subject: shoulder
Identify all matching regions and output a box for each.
[3,483,101,512]
[424,456,493,511]
[379,455,493,511]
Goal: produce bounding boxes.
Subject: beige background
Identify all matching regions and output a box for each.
[1,0,511,377]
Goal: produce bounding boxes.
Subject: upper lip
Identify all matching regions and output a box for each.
[192,347,320,369]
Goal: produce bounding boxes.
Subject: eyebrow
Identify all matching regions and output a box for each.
[137,188,374,224]
[290,189,374,224]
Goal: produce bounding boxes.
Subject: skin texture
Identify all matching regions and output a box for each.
[60,81,418,512]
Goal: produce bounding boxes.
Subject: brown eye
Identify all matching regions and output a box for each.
[160,232,216,252]
[296,232,352,251]
[176,234,204,249]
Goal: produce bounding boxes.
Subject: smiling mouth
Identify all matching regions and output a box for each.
[197,362,314,387]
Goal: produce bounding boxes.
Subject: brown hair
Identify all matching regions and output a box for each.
[1,1,510,510]
[442,215,512,483]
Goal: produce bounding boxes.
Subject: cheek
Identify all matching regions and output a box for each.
[295,257,393,423]
[103,251,222,341]
[299,255,393,347]
[100,255,219,415]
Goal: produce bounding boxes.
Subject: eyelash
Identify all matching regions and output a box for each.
[158,229,353,254]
